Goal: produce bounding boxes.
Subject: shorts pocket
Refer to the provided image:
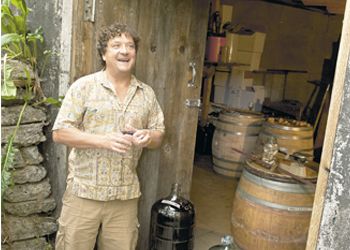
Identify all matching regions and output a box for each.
[62,183,75,205]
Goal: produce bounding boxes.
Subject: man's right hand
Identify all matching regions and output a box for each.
[104,133,134,153]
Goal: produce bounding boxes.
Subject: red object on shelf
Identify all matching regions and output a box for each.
[206,36,226,63]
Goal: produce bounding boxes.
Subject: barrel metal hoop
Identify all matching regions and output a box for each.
[212,156,243,175]
[261,131,313,140]
[213,164,243,174]
[243,170,315,194]
[216,127,259,137]
[236,187,313,212]
[264,122,313,131]
[213,155,242,165]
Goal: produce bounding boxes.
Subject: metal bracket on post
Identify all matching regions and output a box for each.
[84,0,96,22]
[185,99,201,108]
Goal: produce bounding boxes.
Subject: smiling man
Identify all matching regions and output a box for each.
[52,23,165,250]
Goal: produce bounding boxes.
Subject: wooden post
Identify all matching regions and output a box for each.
[200,65,215,126]
[306,0,350,248]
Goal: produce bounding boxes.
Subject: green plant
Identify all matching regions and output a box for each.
[1,0,61,199]
[1,0,43,62]
[1,54,17,98]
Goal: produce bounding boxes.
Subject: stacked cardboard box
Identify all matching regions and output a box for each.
[225,69,266,111]
[223,32,266,71]
[213,69,230,104]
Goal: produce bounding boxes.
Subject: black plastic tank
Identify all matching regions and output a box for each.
[149,183,195,250]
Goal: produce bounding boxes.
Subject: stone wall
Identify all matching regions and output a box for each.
[1,105,57,249]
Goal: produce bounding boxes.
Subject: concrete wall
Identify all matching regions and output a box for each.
[224,0,343,105]
[27,1,72,217]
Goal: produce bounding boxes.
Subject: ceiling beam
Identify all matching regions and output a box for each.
[302,0,346,14]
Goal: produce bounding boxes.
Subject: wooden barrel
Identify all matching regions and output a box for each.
[259,118,314,157]
[211,110,264,178]
[231,160,316,250]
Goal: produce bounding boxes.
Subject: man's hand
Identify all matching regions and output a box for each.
[123,125,151,148]
[105,133,134,153]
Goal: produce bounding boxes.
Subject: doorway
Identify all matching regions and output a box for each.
[189,0,344,249]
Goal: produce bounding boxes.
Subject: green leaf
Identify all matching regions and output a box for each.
[2,43,23,60]
[1,57,17,99]
[1,33,22,47]
[2,0,12,6]
[27,28,44,44]
[14,15,27,34]
[1,6,17,33]
[43,97,62,107]
[11,0,29,17]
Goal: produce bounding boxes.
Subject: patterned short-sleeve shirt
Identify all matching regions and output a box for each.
[53,71,165,201]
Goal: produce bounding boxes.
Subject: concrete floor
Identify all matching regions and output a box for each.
[190,155,240,249]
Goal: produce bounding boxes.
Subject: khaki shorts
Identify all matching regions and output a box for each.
[55,185,139,250]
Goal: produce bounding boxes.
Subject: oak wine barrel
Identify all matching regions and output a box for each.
[231,160,317,250]
[212,110,264,178]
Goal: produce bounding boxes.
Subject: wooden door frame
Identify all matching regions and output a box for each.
[306,0,350,248]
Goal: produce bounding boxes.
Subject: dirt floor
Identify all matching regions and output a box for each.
[191,155,240,249]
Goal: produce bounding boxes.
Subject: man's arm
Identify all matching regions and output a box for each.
[146,129,164,149]
[53,128,133,153]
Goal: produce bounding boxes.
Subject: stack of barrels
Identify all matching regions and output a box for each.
[211,110,318,250]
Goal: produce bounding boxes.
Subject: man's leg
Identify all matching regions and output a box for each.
[97,198,139,250]
[55,185,102,250]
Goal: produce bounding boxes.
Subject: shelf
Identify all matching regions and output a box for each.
[204,61,250,67]
[252,69,308,74]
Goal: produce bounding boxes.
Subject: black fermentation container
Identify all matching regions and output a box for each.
[149,183,195,250]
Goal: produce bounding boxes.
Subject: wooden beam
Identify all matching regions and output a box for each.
[306,0,350,248]
[302,0,346,14]
[200,66,215,126]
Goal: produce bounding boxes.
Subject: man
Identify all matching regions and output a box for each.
[53,23,165,250]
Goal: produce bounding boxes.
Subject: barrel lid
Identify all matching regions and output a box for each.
[245,159,318,183]
[264,118,313,131]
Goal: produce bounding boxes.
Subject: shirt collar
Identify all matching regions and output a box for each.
[97,70,143,90]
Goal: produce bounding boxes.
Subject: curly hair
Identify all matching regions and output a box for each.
[97,23,140,67]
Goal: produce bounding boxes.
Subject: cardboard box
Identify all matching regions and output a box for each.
[253,85,265,112]
[214,71,230,87]
[228,51,262,71]
[213,85,226,104]
[226,87,255,110]
[228,69,244,89]
[226,69,255,90]
[220,5,233,30]
[225,85,265,112]
[237,32,266,53]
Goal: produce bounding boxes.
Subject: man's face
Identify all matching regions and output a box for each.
[103,33,136,74]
